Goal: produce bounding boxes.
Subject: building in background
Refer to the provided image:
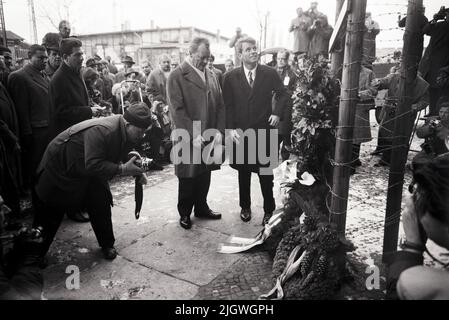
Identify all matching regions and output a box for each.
[0,30,30,60]
[76,27,231,67]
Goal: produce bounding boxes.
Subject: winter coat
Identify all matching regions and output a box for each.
[35,115,131,208]
[290,15,313,54]
[49,62,92,138]
[167,61,226,178]
[223,64,287,173]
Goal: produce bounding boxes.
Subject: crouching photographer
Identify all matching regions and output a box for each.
[0,195,43,300]
[386,154,449,300]
[412,101,449,168]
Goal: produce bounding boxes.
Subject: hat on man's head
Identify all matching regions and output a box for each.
[42,33,62,52]
[85,57,100,68]
[124,103,153,129]
[121,56,135,65]
[93,54,102,61]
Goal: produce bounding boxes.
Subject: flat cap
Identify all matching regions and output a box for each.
[124,103,153,129]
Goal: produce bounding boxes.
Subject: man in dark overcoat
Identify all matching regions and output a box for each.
[275,49,297,162]
[223,37,287,226]
[419,10,449,115]
[167,37,225,230]
[49,38,103,138]
[34,104,151,261]
[147,54,171,101]
[0,82,21,218]
[8,45,51,196]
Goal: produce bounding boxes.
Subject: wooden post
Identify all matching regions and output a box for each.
[331,0,346,75]
[382,0,424,263]
[330,0,367,235]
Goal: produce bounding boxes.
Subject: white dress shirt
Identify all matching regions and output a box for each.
[243,64,258,87]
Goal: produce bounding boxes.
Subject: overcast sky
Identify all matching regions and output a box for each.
[4,0,446,51]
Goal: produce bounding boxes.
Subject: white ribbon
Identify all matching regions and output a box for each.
[218,212,284,254]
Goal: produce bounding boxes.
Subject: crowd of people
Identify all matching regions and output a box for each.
[0,1,448,300]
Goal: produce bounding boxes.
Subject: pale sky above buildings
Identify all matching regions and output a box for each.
[3,0,446,54]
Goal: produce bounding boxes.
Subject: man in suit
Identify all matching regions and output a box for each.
[167,37,225,230]
[50,38,103,138]
[8,45,51,200]
[34,104,151,261]
[275,49,298,162]
[49,38,103,223]
[147,54,171,101]
[223,37,287,226]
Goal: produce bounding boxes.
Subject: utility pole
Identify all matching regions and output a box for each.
[28,0,38,44]
[331,0,346,76]
[113,0,117,31]
[382,0,424,263]
[330,0,367,235]
[0,0,7,47]
[263,11,270,50]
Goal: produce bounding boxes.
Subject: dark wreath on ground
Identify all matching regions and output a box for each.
[261,58,356,300]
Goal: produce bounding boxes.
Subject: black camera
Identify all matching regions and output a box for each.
[433,6,449,21]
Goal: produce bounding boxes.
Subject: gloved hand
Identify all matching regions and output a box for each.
[120,157,144,176]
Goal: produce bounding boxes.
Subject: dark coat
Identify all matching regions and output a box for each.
[290,15,313,54]
[307,24,334,58]
[167,61,225,179]
[49,62,92,137]
[147,68,168,100]
[0,83,19,137]
[211,67,224,88]
[275,66,298,136]
[35,115,131,208]
[0,83,21,188]
[223,64,287,172]
[420,21,449,87]
[8,64,51,137]
[362,22,380,65]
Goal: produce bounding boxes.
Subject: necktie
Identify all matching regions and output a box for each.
[248,71,254,87]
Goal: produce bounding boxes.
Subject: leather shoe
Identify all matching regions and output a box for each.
[195,210,222,220]
[180,216,192,230]
[240,209,252,223]
[262,212,273,226]
[102,247,118,260]
[67,210,90,223]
